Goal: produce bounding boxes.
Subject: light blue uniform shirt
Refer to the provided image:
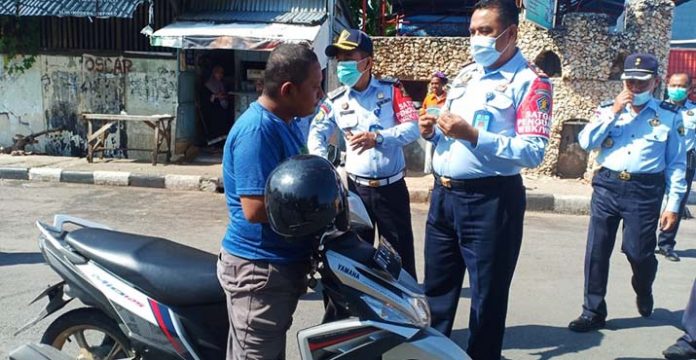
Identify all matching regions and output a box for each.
[681,100,696,152]
[578,98,687,213]
[429,50,553,179]
[308,77,420,178]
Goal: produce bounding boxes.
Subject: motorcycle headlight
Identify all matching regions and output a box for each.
[361,293,431,328]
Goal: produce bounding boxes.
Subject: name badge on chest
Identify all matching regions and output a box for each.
[472,110,493,131]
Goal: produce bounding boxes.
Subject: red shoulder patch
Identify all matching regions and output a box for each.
[392,83,418,124]
[515,78,553,138]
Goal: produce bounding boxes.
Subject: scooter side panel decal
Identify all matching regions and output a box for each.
[148,299,194,360]
[76,263,157,324]
[169,309,202,360]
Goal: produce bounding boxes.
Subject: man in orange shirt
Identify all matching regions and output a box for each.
[421,71,448,173]
[421,71,448,114]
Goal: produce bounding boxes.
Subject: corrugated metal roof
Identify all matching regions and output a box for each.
[183,0,327,25]
[0,0,146,18]
[178,10,326,25]
[188,0,325,12]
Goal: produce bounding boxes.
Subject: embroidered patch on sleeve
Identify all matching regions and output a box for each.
[392,84,419,124]
[313,101,332,123]
[515,78,553,138]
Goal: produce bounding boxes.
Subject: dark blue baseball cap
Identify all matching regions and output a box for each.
[325,29,374,57]
[621,53,658,81]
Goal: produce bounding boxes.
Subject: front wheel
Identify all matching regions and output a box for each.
[41,307,134,360]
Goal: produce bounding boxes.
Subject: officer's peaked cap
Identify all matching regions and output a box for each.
[325,29,373,57]
[621,53,658,81]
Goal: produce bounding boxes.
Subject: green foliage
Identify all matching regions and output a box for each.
[0,17,40,75]
[344,0,396,36]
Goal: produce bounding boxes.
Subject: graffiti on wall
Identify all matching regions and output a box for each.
[82,54,134,75]
[128,66,177,105]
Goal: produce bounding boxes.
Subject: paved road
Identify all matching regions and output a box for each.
[1,180,694,359]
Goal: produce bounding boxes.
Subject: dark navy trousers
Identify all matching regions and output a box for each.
[348,178,417,279]
[583,168,665,319]
[679,279,696,350]
[658,149,696,250]
[424,175,525,360]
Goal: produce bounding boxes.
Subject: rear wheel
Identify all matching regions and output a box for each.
[41,307,134,360]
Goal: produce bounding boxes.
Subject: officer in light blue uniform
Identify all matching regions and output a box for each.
[569,53,687,333]
[418,2,553,358]
[657,72,696,262]
[308,29,420,277]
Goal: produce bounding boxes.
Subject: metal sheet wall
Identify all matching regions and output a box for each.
[39,0,176,53]
[668,49,696,77]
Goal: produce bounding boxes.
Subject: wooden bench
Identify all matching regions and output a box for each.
[82,114,175,165]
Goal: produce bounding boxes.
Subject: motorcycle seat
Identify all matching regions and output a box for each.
[66,228,224,307]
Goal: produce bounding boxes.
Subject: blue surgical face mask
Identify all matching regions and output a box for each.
[668,86,688,103]
[337,58,368,87]
[632,90,652,106]
[470,27,513,67]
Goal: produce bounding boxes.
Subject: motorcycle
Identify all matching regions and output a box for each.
[11,190,468,359]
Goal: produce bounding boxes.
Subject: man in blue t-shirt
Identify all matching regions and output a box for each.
[216,44,324,360]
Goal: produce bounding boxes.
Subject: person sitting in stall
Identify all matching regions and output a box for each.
[200,65,233,146]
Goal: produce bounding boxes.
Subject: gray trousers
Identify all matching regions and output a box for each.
[217,250,309,360]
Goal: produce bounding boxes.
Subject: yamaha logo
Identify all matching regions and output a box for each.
[338,264,359,279]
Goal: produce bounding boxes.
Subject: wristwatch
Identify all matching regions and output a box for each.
[375,132,384,146]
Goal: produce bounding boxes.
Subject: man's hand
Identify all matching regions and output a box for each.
[660,211,679,232]
[419,114,437,138]
[612,88,634,115]
[348,131,377,155]
[437,111,479,144]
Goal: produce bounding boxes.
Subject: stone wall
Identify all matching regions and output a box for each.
[371,0,675,177]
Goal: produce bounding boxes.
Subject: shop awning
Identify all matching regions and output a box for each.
[150,21,325,50]
[0,0,146,18]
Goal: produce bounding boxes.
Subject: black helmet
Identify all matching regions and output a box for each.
[265,155,349,238]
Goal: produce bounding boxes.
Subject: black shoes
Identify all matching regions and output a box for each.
[663,342,696,360]
[568,315,606,332]
[656,248,681,262]
[637,293,654,317]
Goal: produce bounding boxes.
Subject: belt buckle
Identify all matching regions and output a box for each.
[618,170,631,181]
[440,176,452,189]
[368,179,381,188]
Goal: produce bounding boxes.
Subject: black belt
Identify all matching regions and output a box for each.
[433,173,520,190]
[600,168,662,182]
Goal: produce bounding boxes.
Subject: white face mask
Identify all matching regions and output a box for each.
[470,27,513,67]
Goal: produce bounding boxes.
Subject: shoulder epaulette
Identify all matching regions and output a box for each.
[327,86,347,101]
[660,101,679,113]
[378,76,399,85]
[599,100,614,108]
[527,62,549,78]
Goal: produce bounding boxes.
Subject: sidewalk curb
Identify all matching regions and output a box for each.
[0,165,593,214]
[0,166,222,193]
[407,188,591,215]
[0,167,29,180]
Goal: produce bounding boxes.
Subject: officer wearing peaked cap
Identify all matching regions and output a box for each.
[569,53,687,332]
[308,29,420,278]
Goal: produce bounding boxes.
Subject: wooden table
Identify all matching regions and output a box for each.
[82,114,175,165]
